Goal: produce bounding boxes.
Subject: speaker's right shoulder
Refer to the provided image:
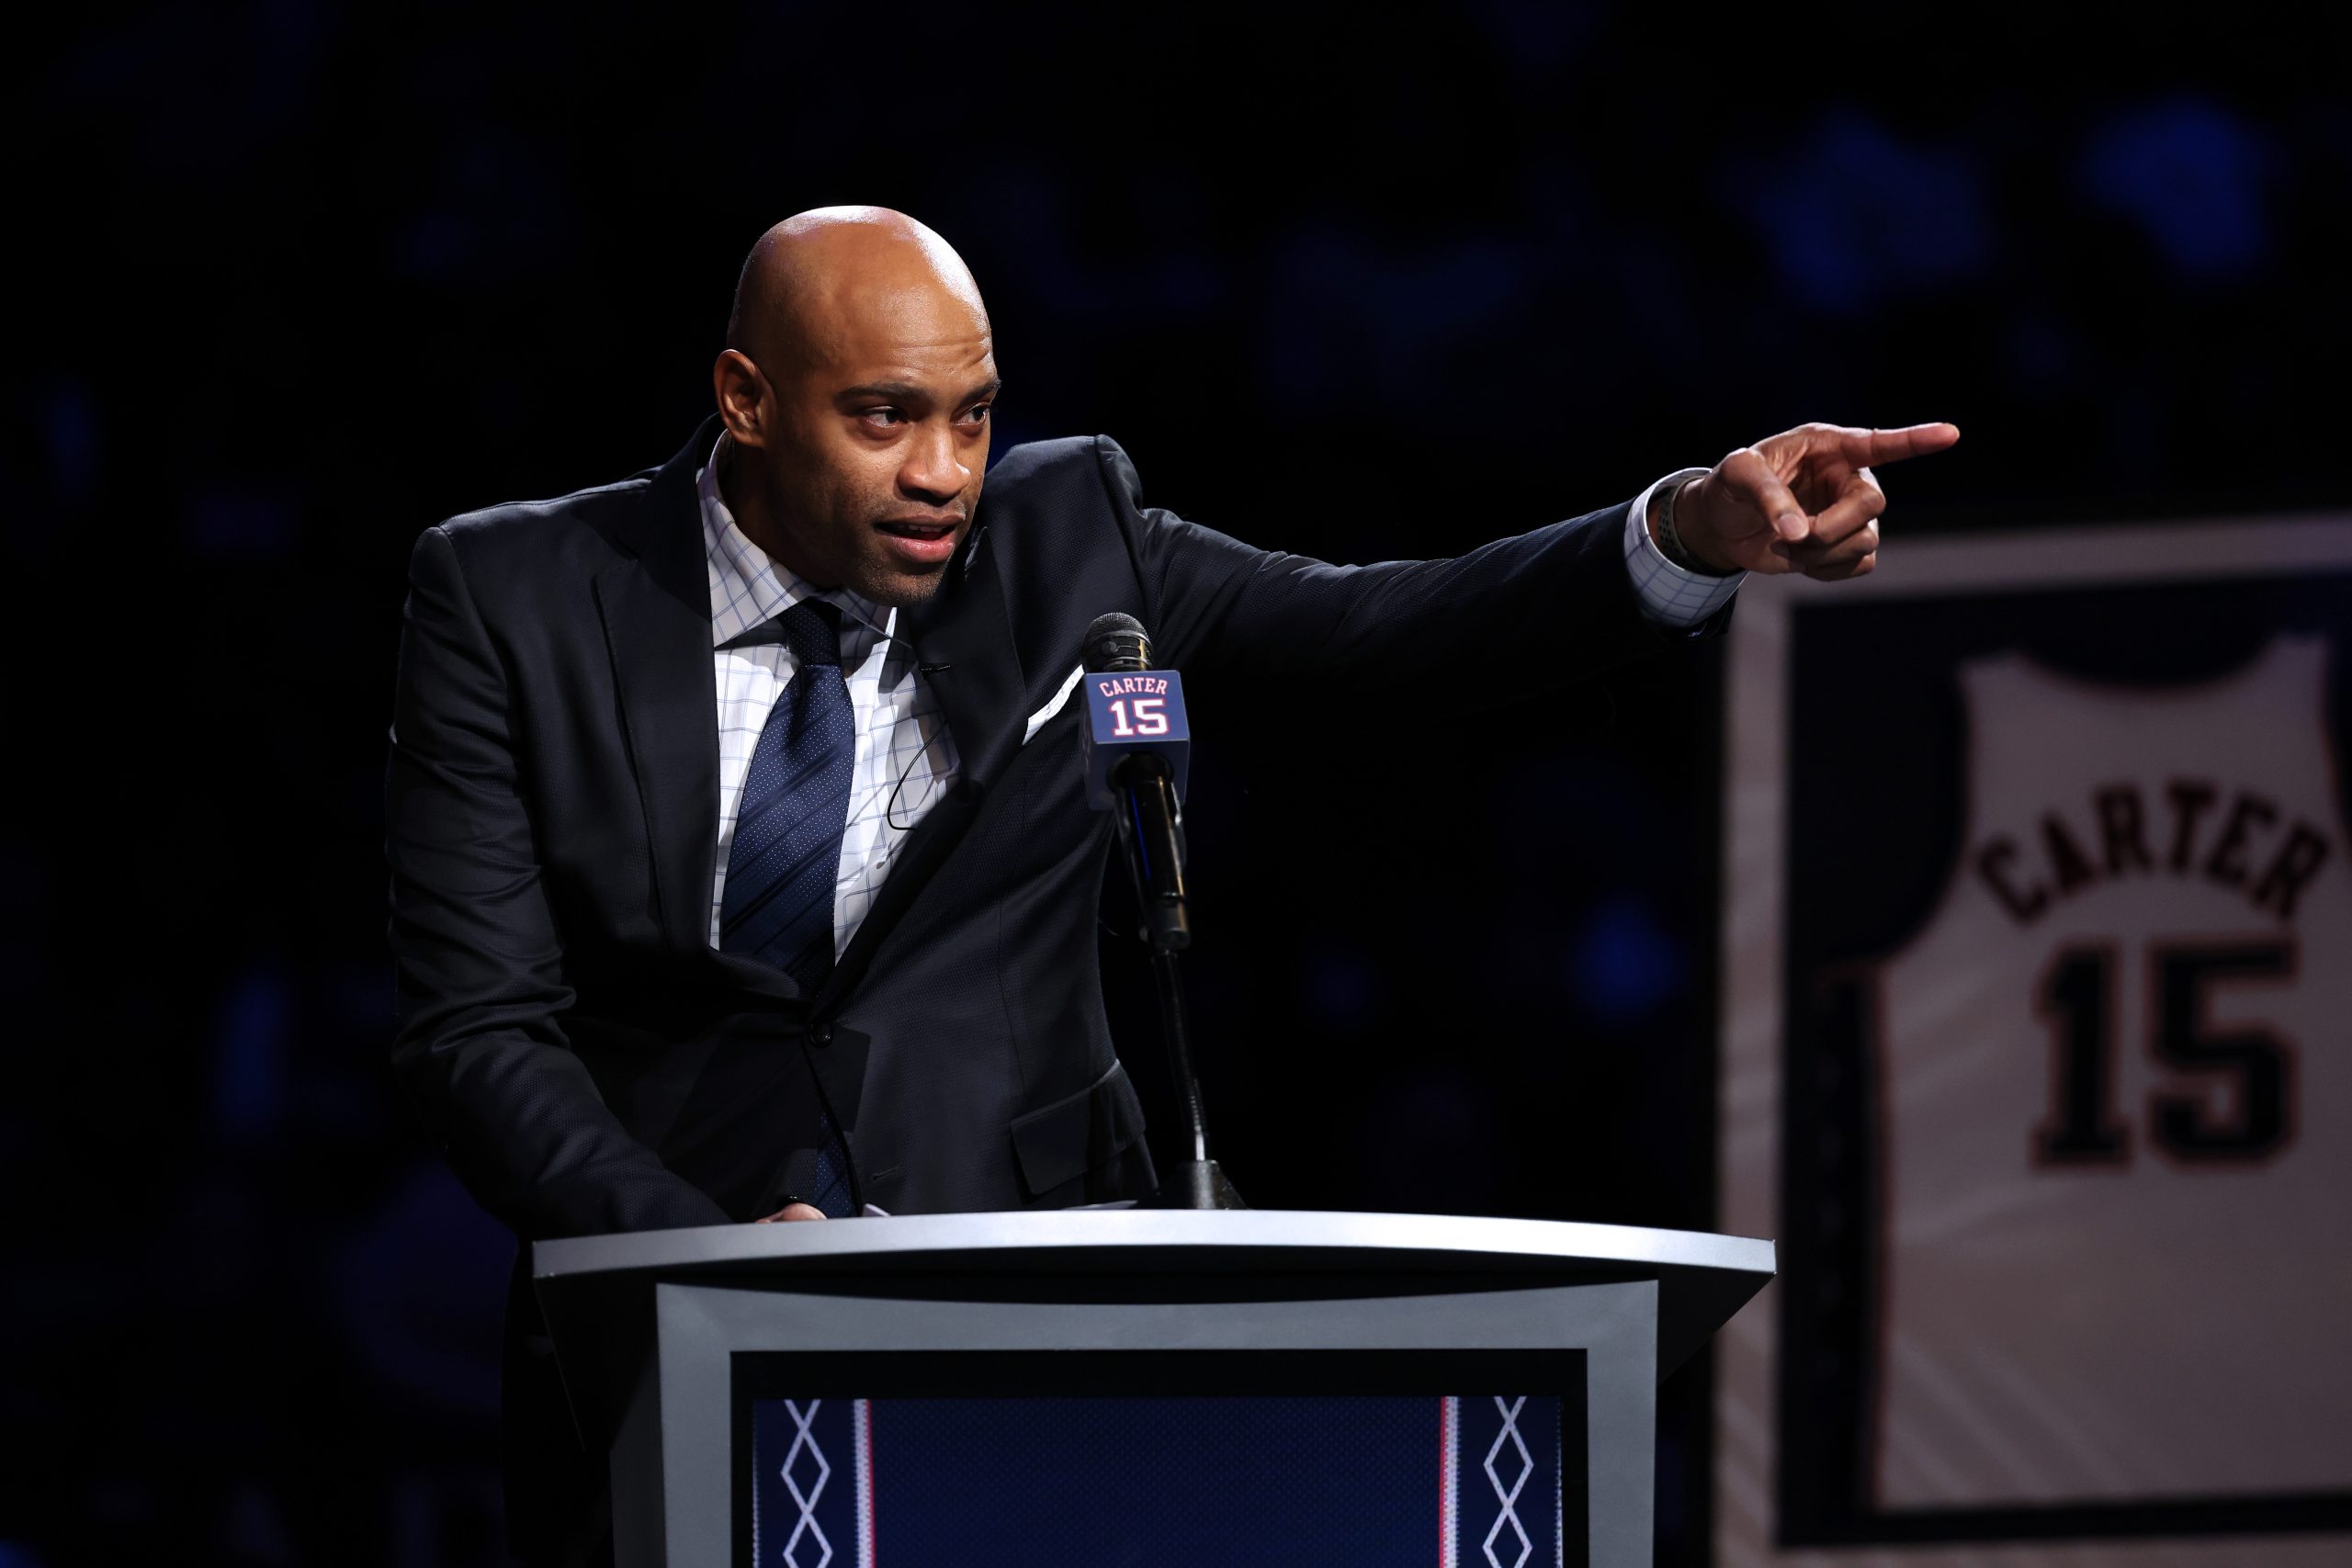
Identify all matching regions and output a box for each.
[422,467,664,581]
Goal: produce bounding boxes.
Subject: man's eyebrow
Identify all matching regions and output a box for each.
[837,377,1003,406]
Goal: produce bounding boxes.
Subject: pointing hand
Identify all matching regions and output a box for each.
[1664,422,1961,580]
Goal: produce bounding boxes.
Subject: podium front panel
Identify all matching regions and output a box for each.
[741,1369,1574,1567]
[627,1279,1658,1568]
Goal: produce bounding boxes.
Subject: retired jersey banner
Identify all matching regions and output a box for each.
[1717,517,2352,1567]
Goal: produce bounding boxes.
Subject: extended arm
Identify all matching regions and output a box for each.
[1094,439,1723,691]
[1097,419,1956,684]
[385,526,730,1240]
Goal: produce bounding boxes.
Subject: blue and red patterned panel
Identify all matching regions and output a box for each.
[750,1393,1566,1567]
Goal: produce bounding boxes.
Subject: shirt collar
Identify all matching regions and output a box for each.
[698,436,894,653]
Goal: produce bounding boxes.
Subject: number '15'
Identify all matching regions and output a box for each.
[2035,940,2296,1166]
[1107,697,1169,739]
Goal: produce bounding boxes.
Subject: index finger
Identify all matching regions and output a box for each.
[1835,423,1960,467]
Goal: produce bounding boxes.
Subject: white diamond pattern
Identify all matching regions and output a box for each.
[1481,1395,1533,1568]
[780,1399,834,1568]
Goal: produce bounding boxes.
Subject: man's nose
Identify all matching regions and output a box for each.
[899,421,972,504]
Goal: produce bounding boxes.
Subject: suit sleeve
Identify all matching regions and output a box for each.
[385,525,731,1240]
[1093,436,1728,693]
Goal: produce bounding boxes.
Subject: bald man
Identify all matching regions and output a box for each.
[385,206,1954,1564]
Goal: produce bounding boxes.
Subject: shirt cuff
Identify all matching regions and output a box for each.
[1623,467,1744,630]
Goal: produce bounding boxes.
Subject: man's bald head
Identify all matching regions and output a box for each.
[726,205,989,378]
[710,206,1001,606]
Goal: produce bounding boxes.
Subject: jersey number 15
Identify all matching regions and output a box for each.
[2035,940,2296,1167]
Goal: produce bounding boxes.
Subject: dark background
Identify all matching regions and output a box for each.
[5,4,2347,1563]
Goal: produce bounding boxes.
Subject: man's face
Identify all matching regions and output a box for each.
[752,282,998,607]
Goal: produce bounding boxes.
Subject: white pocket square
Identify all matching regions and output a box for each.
[1021,662,1088,746]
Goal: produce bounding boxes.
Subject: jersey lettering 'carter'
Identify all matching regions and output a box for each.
[1973,777,2333,923]
[1091,674,1171,696]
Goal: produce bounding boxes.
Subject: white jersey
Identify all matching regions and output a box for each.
[1871,633,2352,1509]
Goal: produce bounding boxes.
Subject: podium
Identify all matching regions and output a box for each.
[534,1210,1773,1568]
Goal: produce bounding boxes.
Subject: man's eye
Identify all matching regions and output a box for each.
[962,403,992,425]
[863,408,905,426]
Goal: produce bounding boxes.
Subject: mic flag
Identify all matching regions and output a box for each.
[1080,668,1190,810]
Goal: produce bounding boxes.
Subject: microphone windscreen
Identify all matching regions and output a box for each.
[1082,613,1152,673]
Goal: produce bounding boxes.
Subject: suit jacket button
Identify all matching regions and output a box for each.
[810,1022,832,1048]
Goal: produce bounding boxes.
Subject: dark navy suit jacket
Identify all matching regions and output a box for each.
[383,413,1726,1562]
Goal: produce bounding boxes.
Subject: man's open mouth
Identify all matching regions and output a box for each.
[876,519,957,542]
[874,517,962,566]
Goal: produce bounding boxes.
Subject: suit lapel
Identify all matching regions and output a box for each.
[594,559,723,958]
[817,519,1026,1008]
[593,417,749,965]
[906,520,1030,793]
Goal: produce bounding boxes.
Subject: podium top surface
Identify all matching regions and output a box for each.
[538,1210,1770,1373]
[531,1211,1773,1448]
[535,1207,1772,1287]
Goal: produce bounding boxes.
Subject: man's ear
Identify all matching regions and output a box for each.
[713,350,770,449]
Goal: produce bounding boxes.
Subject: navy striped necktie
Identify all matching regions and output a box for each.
[720,598,855,1215]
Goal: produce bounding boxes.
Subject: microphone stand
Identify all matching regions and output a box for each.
[1113,756,1245,1210]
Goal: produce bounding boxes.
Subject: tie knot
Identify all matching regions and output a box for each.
[781,599,844,669]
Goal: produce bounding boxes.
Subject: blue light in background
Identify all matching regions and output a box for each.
[2078,96,2273,280]
[210,964,291,1142]
[184,489,299,560]
[1300,942,1385,1034]
[1567,894,1685,1026]
[40,380,98,510]
[1724,106,1991,316]
[333,1161,514,1420]
[1260,225,1536,405]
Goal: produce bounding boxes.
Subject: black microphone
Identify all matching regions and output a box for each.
[1081,613,1188,951]
[1081,612,1151,676]
[1077,614,1242,1209]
